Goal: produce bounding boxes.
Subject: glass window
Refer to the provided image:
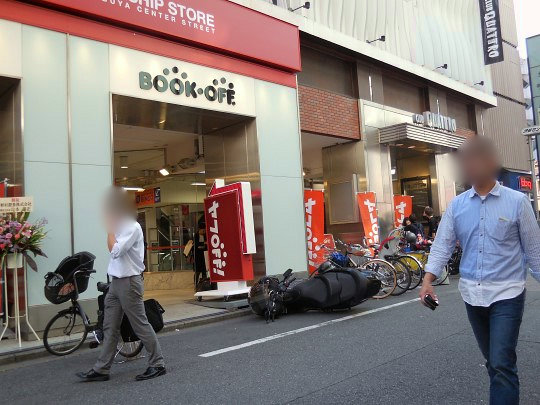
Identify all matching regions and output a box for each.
[298,47,356,97]
[382,75,426,113]
[446,97,475,130]
[0,78,23,196]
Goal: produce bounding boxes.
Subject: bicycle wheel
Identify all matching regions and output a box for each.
[400,254,424,290]
[43,308,88,356]
[390,259,411,296]
[359,259,397,299]
[118,340,144,358]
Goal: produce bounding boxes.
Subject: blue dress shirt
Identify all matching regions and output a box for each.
[425,182,540,306]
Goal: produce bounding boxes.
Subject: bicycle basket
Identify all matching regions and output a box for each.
[44,251,96,304]
[44,273,72,305]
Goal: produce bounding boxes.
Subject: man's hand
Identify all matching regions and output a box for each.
[419,272,438,307]
[107,233,117,253]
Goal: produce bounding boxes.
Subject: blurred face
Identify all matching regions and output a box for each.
[102,187,136,231]
[405,219,411,226]
[458,138,501,186]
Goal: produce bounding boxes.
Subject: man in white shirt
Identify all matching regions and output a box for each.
[420,137,540,405]
[77,188,165,382]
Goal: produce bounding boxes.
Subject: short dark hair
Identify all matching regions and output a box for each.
[409,213,418,222]
[424,206,434,216]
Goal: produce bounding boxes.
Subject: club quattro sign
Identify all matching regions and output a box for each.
[139,67,236,106]
[412,111,457,133]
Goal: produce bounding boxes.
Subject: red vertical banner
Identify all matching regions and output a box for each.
[304,190,325,274]
[393,195,413,228]
[357,192,379,245]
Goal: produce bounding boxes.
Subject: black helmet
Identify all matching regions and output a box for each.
[404,231,417,244]
[248,277,284,321]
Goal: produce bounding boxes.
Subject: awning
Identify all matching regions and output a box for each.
[379,123,467,151]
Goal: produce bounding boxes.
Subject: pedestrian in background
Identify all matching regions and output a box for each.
[77,187,166,382]
[420,137,540,405]
[423,206,438,239]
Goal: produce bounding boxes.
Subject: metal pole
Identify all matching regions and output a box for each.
[529,136,539,219]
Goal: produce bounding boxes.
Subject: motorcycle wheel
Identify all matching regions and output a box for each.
[359,259,397,299]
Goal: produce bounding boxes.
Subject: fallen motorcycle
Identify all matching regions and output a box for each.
[248,262,381,322]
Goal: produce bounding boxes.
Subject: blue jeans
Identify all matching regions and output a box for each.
[465,291,526,405]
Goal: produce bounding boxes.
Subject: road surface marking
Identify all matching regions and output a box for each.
[199,297,421,358]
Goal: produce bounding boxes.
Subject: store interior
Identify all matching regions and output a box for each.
[112,95,256,320]
[390,144,436,222]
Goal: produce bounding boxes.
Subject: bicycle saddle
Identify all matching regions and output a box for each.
[96,282,110,293]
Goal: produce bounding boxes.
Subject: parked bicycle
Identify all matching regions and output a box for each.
[324,241,398,299]
[43,252,143,357]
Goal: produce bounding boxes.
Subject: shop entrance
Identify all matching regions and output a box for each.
[112,95,259,320]
[390,145,437,228]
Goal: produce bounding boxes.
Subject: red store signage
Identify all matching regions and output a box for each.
[518,176,533,191]
[28,0,301,72]
[304,190,325,274]
[204,190,253,282]
[393,195,413,228]
[357,192,380,245]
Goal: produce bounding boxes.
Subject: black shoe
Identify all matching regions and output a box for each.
[135,366,166,381]
[76,369,109,382]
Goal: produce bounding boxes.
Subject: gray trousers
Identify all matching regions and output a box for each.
[93,275,165,374]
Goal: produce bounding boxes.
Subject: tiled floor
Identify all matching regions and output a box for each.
[144,288,226,323]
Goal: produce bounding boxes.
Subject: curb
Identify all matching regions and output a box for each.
[0,308,252,367]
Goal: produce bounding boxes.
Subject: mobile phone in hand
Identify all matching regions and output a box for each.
[424,294,439,311]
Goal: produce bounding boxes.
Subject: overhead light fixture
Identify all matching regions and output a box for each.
[159,119,166,124]
[198,170,206,174]
[122,187,145,192]
[191,182,206,186]
[120,155,128,169]
[474,81,485,86]
[395,143,405,147]
[435,63,448,70]
[391,168,396,175]
[289,1,310,12]
[159,167,170,176]
[367,35,386,44]
[408,145,416,149]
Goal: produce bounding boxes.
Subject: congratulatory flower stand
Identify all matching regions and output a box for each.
[0,198,47,348]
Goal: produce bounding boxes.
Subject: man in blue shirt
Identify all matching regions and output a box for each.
[420,136,540,405]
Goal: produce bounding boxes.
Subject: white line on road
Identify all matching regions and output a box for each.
[199,297,421,358]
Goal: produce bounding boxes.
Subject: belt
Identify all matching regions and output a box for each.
[110,273,144,280]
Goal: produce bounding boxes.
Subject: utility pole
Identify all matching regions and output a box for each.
[522,126,540,219]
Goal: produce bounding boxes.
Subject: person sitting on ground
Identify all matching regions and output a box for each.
[409,213,425,238]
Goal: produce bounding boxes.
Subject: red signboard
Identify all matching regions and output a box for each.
[357,192,379,245]
[323,234,336,250]
[393,195,413,228]
[519,176,533,191]
[135,187,161,207]
[204,190,253,282]
[304,190,325,273]
[28,0,301,72]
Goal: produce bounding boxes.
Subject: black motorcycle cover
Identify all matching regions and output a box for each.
[285,267,371,311]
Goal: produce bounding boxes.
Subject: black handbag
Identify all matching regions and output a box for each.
[121,299,165,342]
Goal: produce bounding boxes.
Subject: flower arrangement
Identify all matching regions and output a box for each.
[0,213,47,271]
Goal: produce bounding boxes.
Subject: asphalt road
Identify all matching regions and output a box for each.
[1,276,539,405]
